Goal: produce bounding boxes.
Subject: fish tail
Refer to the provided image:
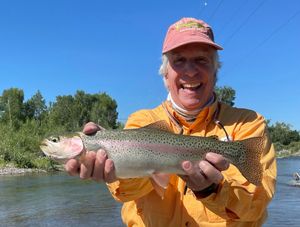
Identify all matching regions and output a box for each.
[235,135,266,185]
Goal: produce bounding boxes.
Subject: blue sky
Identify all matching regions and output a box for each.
[0,0,299,130]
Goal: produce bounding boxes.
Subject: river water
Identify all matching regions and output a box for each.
[0,157,299,227]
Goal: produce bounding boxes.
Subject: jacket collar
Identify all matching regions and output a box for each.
[162,97,218,130]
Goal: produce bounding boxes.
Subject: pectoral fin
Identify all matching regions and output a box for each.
[150,173,171,198]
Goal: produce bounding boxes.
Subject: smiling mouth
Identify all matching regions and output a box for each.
[181,83,202,90]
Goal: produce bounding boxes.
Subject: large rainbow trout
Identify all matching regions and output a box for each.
[40,121,265,185]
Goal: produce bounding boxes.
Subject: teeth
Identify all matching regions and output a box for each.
[182,83,201,88]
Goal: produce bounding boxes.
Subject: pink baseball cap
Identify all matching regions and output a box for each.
[162,17,223,53]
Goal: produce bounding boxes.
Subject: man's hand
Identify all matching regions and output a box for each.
[180,152,229,192]
[64,122,117,183]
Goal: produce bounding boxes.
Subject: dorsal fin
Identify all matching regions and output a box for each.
[207,135,219,140]
[141,120,173,132]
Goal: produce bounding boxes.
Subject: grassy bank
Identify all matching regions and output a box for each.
[275,141,300,158]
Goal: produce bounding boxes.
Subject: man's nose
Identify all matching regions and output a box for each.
[184,61,198,77]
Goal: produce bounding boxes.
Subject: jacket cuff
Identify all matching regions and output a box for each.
[192,183,219,199]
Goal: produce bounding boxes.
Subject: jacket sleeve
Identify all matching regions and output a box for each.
[107,110,157,202]
[198,114,277,221]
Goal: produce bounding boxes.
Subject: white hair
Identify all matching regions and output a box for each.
[158,50,221,89]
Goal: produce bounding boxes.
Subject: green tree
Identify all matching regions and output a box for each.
[268,122,300,145]
[90,93,118,129]
[0,88,25,128]
[23,90,47,122]
[0,88,120,169]
[48,95,78,131]
[74,90,94,127]
[215,86,236,106]
[115,121,125,129]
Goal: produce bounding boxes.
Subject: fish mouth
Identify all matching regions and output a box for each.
[40,142,48,147]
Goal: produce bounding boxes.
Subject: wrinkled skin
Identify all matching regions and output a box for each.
[165,43,216,111]
[65,43,229,191]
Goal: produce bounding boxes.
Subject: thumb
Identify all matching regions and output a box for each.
[83,122,101,135]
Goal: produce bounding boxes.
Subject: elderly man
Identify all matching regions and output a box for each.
[66,17,276,226]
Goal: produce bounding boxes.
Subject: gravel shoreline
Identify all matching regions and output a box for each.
[0,167,47,176]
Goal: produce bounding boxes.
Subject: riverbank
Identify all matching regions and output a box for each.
[0,164,47,176]
[277,150,300,158]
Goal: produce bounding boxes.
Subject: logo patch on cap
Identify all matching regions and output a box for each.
[175,21,206,32]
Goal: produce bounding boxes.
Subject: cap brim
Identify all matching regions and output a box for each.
[163,36,223,53]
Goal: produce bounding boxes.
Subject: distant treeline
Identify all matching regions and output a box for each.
[0,87,299,170]
[0,88,122,169]
[267,121,300,157]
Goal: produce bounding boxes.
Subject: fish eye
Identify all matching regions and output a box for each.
[49,136,60,143]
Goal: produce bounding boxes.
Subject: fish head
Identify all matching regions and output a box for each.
[40,133,84,163]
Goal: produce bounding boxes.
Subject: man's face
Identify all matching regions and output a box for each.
[165,43,216,111]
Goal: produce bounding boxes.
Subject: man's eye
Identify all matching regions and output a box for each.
[174,58,185,65]
[195,57,209,64]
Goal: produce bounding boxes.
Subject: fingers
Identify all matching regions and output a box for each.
[181,160,210,191]
[181,152,229,191]
[80,151,96,179]
[92,150,107,181]
[90,151,117,183]
[65,149,117,183]
[92,150,117,183]
[65,159,80,176]
[205,152,230,171]
[93,150,116,183]
[104,159,116,183]
[182,161,202,179]
[83,122,101,135]
[199,160,224,184]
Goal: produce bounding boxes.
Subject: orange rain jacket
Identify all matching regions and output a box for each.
[107,99,277,227]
